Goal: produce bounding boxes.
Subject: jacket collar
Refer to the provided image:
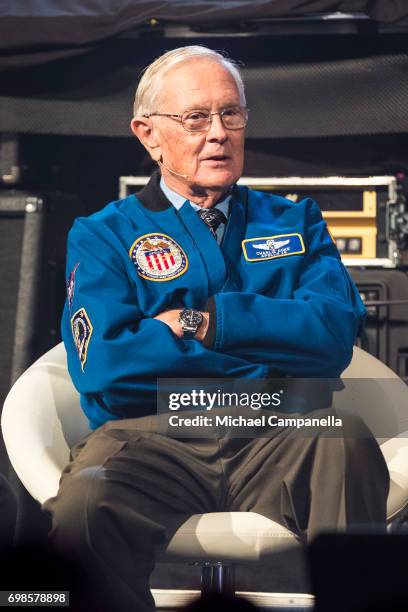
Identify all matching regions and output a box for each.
[136,168,243,212]
[136,170,172,212]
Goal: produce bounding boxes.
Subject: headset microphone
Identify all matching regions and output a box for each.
[158,159,190,179]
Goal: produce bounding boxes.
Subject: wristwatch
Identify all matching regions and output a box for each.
[178,308,204,338]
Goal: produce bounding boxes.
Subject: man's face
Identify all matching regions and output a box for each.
[150,58,246,192]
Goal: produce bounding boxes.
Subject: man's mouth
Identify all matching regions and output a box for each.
[203,155,229,161]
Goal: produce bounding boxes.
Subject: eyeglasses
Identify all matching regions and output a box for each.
[143,106,249,132]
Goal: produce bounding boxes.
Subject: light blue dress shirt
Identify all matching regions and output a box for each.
[160,176,230,245]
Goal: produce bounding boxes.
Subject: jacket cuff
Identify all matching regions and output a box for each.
[202,297,216,349]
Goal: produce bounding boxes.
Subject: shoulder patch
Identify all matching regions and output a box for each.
[67,262,80,314]
[71,307,93,371]
[242,233,305,262]
[129,233,188,281]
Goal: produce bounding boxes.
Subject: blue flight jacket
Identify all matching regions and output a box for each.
[62,172,366,429]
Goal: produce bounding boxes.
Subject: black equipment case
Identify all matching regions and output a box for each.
[0,191,84,411]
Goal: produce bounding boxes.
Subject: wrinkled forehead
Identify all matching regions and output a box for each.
[154,58,243,111]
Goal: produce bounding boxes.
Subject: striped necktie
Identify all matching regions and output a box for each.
[197,208,227,239]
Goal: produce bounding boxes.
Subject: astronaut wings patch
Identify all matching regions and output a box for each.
[71,307,93,371]
[242,233,305,262]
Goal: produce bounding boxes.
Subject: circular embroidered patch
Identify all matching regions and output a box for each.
[129,233,188,281]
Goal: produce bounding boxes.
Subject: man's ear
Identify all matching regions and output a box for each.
[130,117,162,162]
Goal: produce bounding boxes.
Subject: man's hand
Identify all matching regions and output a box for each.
[154,309,209,341]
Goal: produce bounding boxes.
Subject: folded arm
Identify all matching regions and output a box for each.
[202,199,366,377]
[62,218,267,422]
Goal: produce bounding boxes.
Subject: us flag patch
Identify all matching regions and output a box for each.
[129,233,188,281]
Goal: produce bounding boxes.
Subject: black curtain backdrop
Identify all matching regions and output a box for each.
[1,52,408,139]
[0,0,408,70]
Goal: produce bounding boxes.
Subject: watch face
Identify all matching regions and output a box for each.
[184,310,202,326]
[180,309,203,332]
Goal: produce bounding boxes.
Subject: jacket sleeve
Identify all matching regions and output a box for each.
[62,217,268,419]
[203,198,366,377]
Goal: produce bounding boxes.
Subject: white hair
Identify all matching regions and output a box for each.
[133,45,245,117]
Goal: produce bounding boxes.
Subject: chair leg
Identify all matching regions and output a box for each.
[200,562,236,595]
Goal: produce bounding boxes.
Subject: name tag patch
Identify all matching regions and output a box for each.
[242,233,305,262]
[129,233,188,281]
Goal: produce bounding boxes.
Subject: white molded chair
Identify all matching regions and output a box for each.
[2,343,408,602]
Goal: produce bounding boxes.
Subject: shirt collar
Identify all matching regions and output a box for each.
[160,176,231,218]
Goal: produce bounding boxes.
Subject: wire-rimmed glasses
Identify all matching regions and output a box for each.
[143,106,249,132]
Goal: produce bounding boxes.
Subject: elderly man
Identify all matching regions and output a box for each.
[44,46,389,611]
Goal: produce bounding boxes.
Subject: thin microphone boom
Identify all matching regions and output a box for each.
[158,159,190,179]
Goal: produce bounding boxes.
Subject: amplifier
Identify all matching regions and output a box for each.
[119,175,408,268]
[0,190,85,396]
[350,269,408,380]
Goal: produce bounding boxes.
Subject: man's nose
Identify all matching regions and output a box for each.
[206,113,228,142]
